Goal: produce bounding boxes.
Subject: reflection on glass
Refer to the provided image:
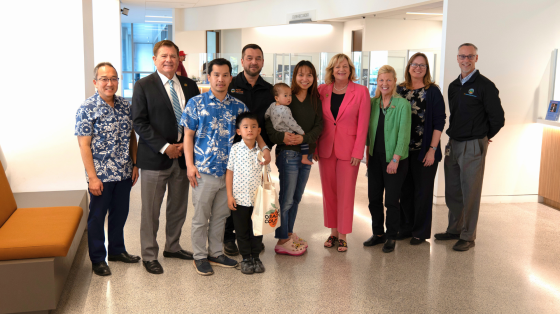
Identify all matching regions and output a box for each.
[122,23,132,72]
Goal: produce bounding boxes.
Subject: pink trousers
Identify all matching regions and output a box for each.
[318,152,360,234]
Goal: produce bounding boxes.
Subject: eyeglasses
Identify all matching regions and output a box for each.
[457,54,477,60]
[410,63,427,69]
[96,77,119,83]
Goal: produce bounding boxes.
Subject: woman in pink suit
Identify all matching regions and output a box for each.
[315,54,371,252]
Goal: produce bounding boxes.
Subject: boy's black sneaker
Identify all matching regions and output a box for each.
[193,259,214,276]
[240,258,254,274]
[208,255,238,268]
[253,258,265,273]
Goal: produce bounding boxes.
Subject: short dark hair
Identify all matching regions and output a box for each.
[93,62,117,80]
[153,40,179,56]
[458,43,478,53]
[273,83,290,97]
[208,58,232,75]
[242,44,264,59]
[236,112,259,129]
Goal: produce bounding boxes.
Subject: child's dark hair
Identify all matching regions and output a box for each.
[273,83,291,97]
[236,112,259,129]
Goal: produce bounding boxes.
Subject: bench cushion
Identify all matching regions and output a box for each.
[0,206,83,261]
[0,160,17,228]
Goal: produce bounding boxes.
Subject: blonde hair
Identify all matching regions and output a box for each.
[325,53,357,85]
[374,65,399,99]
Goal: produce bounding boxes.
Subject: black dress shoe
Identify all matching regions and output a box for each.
[163,250,194,260]
[453,239,475,251]
[92,261,111,276]
[363,234,386,247]
[382,239,396,253]
[143,260,164,274]
[108,252,141,263]
[434,232,460,240]
[396,232,412,240]
[410,237,426,245]
[223,241,239,256]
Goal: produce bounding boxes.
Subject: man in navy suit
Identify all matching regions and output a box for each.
[132,40,200,274]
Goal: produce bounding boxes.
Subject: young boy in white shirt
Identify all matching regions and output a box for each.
[226,112,271,274]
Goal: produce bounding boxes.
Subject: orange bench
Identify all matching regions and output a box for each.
[0,160,87,313]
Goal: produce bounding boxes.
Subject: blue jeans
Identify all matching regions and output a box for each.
[275,150,312,240]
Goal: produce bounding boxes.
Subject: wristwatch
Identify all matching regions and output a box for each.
[261,145,270,152]
[392,158,398,163]
[132,163,137,167]
[430,146,437,151]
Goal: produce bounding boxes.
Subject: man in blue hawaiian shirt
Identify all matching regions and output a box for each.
[182,58,271,276]
[75,62,141,277]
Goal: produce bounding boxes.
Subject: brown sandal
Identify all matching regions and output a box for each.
[337,239,348,252]
[324,236,338,248]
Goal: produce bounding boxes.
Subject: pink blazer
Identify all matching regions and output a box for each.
[317,81,371,160]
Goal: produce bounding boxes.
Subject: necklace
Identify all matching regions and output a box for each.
[333,82,348,92]
[381,97,392,115]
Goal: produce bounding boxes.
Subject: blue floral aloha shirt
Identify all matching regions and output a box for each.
[180,91,248,177]
[74,92,133,183]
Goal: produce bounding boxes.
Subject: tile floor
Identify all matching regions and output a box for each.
[52,151,560,313]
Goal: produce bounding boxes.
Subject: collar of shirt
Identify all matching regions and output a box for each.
[239,140,259,153]
[208,90,237,104]
[238,71,266,89]
[460,69,478,85]
[157,70,180,87]
[94,91,126,109]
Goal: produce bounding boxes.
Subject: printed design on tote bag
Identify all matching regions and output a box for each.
[265,203,279,227]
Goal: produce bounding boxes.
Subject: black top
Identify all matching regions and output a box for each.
[132,72,200,170]
[330,93,345,120]
[447,70,505,141]
[227,71,275,147]
[373,107,386,154]
[398,87,427,151]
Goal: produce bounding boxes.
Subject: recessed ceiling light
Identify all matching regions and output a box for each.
[406,12,443,16]
[145,15,172,18]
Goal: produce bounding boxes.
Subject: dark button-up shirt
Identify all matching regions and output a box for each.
[228,71,275,147]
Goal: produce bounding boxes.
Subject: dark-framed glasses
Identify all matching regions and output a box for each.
[457,54,477,60]
[410,63,427,69]
[97,77,119,83]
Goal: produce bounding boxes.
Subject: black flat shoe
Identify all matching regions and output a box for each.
[223,241,239,256]
[253,258,265,273]
[240,258,254,274]
[434,232,460,240]
[410,237,426,245]
[143,260,164,274]
[163,250,194,260]
[92,261,111,276]
[108,252,141,263]
[382,239,396,253]
[453,239,475,251]
[396,232,412,240]
[363,234,386,247]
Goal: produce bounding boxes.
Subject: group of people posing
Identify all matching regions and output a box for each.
[75,40,505,277]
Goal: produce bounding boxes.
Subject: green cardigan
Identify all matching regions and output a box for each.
[366,95,411,162]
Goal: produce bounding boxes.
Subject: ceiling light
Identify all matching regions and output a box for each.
[145,16,172,18]
[145,21,172,23]
[406,12,443,16]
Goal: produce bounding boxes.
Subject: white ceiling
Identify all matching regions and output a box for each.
[121,0,255,9]
[324,1,444,23]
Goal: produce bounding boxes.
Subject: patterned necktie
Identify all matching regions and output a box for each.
[168,79,183,134]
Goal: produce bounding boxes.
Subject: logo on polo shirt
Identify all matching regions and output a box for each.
[468,88,474,94]
[230,89,244,94]
[231,89,235,93]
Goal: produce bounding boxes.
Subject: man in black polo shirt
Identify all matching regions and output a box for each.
[435,43,505,251]
[223,43,275,256]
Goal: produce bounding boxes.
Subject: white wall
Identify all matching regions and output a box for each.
[93,0,122,91]
[241,23,343,53]
[222,29,242,53]
[180,0,436,31]
[343,19,366,56]
[0,0,94,192]
[174,9,206,79]
[362,18,442,51]
[433,0,560,203]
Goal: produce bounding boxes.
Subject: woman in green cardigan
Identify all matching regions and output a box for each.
[363,65,411,253]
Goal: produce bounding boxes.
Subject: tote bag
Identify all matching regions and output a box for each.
[252,161,281,236]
